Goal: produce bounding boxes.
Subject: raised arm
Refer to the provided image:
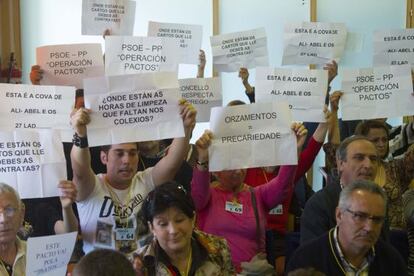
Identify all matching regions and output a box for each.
[295,102,331,179]
[238,67,255,103]
[197,49,206,78]
[191,130,213,210]
[328,91,342,145]
[151,100,196,186]
[70,108,96,201]
[323,60,338,86]
[54,180,79,234]
[258,123,307,209]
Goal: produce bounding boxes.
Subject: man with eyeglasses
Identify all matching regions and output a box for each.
[0,183,26,276]
[287,180,406,275]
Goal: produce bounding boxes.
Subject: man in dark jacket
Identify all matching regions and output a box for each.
[300,135,379,244]
[287,180,406,275]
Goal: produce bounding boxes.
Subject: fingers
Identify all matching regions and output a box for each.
[30,65,44,85]
[195,130,213,150]
[58,180,77,201]
[103,29,111,39]
[291,122,307,137]
[71,108,91,126]
[198,49,206,66]
[238,67,249,81]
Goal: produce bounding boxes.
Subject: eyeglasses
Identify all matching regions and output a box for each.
[0,207,18,218]
[345,208,384,225]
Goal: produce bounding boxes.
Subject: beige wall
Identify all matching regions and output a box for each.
[0,0,22,70]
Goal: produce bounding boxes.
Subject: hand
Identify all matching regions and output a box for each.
[238,67,250,84]
[179,99,197,137]
[195,130,213,163]
[58,180,77,209]
[30,65,43,85]
[198,49,206,70]
[132,254,145,276]
[323,60,338,84]
[329,90,343,113]
[291,122,308,151]
[70,108,91,137]
[103,29,111,39]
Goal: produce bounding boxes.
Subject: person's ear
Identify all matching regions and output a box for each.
[19,201,25,226]
[191,213,196,229]
[148,221,154,235]
[100,151,108,165]
[335,207,343,225]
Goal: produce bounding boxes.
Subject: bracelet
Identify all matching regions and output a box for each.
[72,133,88,148]
[196,160,209,169]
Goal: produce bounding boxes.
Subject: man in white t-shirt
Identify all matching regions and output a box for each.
[70,100,196,255]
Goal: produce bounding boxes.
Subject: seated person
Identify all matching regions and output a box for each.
[402,186,414,274]
[133,181,235,275]
[0,183,27,276]
[71,248,135,276]
[191,123,307,272]
[300,135,382,244]
[287,180,406,275]
[70,100,196,256]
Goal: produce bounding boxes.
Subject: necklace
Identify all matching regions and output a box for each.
[179,246,192,276]
[375,163,386,187]
[0,259,12,275]
[104,175,132,226]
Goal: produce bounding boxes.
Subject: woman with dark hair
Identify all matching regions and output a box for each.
[134,181,235,275]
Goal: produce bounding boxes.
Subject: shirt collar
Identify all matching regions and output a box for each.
[333,227,375,275]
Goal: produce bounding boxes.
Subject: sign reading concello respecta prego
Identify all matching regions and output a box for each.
[179,77,222,122]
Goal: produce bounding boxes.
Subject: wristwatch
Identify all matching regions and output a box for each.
[72,133,88,148]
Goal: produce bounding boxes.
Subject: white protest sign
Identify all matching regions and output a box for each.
[341,65,414,120]
[105,36,179,76]
[148,21,203,64]
[36,43,104,89]
[84,72,184,146]
[282,22,347,65]
[255,67,327,122]
[0,83,73,131]
[0,129,66,199]
[208,102,297,171]
[179,77,222,122]
[210,28,268,72]
[373,29,414,68]
[81,0,136,35]
[26,231,78,276]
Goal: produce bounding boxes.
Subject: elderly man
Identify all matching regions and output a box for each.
[0,183,26,276]
[70,101,196,255]
[287,180,406,275]
[300,135,380,244]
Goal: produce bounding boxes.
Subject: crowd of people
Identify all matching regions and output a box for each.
[1,33,414,276]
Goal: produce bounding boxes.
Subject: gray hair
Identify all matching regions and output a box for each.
[0,183,22,208]
[335,135,375,162]
[338,180,387,211]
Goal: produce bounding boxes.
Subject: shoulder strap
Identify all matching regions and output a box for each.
[249,186,261,251]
